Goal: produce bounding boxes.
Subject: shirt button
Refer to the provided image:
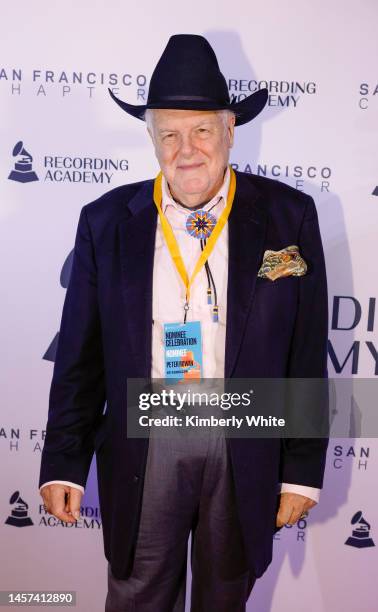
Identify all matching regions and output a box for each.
[133,475,139,483]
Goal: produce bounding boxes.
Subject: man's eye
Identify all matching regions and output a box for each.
[163,133,175,141]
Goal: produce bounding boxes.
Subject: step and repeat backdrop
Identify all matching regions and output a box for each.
[0,1,377,611]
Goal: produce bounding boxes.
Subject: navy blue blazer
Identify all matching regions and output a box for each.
[39,170,329,579]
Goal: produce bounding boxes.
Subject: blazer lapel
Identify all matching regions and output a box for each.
[225,173,267,377]
[118,181,157,376]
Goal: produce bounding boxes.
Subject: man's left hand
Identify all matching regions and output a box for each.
[276,492,317,527]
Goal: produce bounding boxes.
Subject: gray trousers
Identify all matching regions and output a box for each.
[105,424,255,611]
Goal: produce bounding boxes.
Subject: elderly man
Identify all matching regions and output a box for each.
[39,35,328,611]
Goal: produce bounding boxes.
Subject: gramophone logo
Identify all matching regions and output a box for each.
[373,187,378,196]
[8,141,39,183]
[5,491,34,527]
[345,511,375,548]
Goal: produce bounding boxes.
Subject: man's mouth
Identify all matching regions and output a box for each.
[177,163,204,171]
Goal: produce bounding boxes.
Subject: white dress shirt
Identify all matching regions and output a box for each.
[41,168,320,503]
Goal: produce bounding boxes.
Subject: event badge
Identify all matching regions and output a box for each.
[164,321,203,380]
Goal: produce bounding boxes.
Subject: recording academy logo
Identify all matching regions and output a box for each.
[8,141,39,183]
[345,511,375,548]
[6,142,129,185]
[373,187,378,196]
[4,482,102,530]
[5,491,34,527]
[228,79,316,108]
[3,488,101,529]
[38,504,101,529]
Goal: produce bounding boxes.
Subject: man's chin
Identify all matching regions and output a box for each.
[175,180,210,197]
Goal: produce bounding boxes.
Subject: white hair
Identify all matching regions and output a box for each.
[144,108,236,134]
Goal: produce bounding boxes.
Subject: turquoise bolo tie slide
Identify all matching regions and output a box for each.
[185,209,217,239]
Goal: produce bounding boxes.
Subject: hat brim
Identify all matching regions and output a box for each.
[108,87,268,126]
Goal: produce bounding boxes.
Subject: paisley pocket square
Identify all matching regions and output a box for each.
[257,245,307,281]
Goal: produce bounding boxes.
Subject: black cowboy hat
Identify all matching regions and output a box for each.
[108,34,268,126]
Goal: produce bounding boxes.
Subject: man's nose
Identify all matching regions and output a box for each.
[179,134,197,157]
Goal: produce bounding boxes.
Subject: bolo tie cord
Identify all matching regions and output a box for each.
[183,252,216,324]
[201,238,219,322]
[183,198,221,324]
[203,198,220,322]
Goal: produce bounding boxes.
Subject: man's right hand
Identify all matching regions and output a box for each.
[40,484,83,523]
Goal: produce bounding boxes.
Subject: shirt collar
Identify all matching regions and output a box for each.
[161,166,231,217]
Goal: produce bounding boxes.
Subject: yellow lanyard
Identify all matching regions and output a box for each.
[153,165,236,319]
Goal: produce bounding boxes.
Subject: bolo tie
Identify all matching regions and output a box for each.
[184,198,221,323]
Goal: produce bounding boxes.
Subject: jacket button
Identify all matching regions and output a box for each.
[133,475,139,483]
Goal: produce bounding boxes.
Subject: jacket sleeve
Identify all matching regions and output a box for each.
[279,195,329,489]
[39,206,106,489]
